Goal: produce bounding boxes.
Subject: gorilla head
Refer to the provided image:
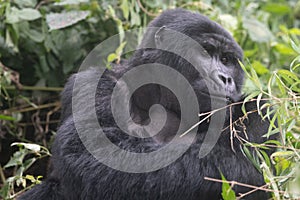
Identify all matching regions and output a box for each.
[19,9,274,200]
[130,9,245,129]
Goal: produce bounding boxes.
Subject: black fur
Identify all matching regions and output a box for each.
[19,9,274,200]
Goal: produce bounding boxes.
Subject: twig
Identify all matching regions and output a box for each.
[5,85,63,92]
[237,184,270,199]
[18,120,60,126]
[35,0,52,9]
[137,0,158,17]
[0,165,6,184]
[229,105,236,152]
[45,105,61,133]
[204,177,285,194]
[180,111,215,137]
[4,102,61,113]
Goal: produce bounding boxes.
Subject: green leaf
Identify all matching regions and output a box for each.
[22,157,37,171]
[11,142,41,152]
[242,90,260,114]
[249,66,262,89]
[130,6,141,26]
[243,18,273,43]
[274,43,296,55]
[107,53,118,63]
[221,173,236,200]
[46,11,90,31]
[267,113,278,138]
[277,69,298,82]
[241,145,261,171]
[14,0,37,8]
[26,174,36,182]
[263,3,291,15]
[4,149,27,168]
[275,75,285,95]
[244,47,258,58]
[289,28,300,35]
[24,29,45,43]
[252,61,269,75]
[121,0,129,20]
[290,39,300,54]
[18,8,42,21]
[54,0,89,6]
[291,81,300,92]
[6,7,21,24]
[259,150,271,167]
[256,92,263,116]
[116,41,127,56]
[39,55,49,73]
[25,174,42,184]
[0,115,15,121]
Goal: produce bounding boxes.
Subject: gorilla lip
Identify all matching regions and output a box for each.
[199,91,235,103]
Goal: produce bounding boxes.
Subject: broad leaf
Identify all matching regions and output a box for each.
[46,11,90,31]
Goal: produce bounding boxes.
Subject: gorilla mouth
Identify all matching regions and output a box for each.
[199,91,235,104]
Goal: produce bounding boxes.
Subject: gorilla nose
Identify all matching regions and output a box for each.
[218,73,235,90]
[218,74,234,87]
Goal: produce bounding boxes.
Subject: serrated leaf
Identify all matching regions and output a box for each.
[46,11,90,31]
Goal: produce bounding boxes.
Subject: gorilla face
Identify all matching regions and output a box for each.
[198,34,244,99]
[131,9,244,116]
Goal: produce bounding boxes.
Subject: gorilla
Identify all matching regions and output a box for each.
[19,9,275,200]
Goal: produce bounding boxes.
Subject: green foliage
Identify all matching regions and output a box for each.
[221,173,236,200]
[0,143,50,199]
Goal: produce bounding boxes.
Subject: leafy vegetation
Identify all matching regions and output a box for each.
[0,0,299,199]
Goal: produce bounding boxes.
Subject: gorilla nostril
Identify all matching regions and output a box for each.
[228,77,232,84]
[218,75,227,85]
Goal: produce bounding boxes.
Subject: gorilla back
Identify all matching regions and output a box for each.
[19,9,274,200]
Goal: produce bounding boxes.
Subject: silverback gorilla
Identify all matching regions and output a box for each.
[20,9,274,200]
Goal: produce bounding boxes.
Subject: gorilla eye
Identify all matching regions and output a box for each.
[221,56,228,65]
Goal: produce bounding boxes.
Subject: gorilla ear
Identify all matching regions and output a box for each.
[154,26,166,48]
